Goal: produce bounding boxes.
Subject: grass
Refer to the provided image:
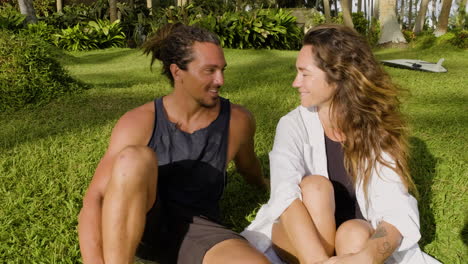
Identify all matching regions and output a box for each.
[0,45,466,263]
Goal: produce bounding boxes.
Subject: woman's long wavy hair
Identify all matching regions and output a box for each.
[303,24,417,199]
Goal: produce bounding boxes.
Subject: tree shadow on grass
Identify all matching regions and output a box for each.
[409,137,438,247]
[462,218,468,246]
[0,90,164,151]
[59,48,139,66]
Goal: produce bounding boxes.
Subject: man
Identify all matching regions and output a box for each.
[78,23,270,264]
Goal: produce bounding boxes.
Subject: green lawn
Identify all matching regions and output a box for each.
[0,46,466,263]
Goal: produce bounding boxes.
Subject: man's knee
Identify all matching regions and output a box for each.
[299,175,334,199]
[110,145,158,187]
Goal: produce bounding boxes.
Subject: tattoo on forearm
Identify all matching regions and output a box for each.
[371,226,394,257]
[371,226,388,239]
[378,241,392,256]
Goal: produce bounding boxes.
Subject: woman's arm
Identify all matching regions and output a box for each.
[323,221,402,264]
[362,221,403,263]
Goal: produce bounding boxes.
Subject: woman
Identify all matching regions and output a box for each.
[241,25,440,264]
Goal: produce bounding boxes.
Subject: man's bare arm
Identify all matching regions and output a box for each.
[78,105,154,264]
[232,106,268,189]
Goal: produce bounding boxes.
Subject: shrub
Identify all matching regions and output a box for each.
[411,33,437,49]
[53,20,125,51]
[197,8,303,50]
[351,12,368,36]
[86,19,126,48]
[0,30,88,111]
[450,29,468,49]
[402,29,416,43]
[0,4,26,32]
[22,21,57,43]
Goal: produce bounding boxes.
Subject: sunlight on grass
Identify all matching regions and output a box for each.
[0,46,466,263]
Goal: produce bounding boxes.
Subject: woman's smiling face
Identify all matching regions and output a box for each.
[292,45,336,109]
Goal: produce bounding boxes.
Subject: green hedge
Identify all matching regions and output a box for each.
[159,6,303,50]
[0,30,88,111]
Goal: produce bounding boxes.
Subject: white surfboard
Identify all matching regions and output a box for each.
[381,58,447,73]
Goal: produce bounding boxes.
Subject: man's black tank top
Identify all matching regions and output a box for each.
[147,97,230,221]
[324,134,364,227]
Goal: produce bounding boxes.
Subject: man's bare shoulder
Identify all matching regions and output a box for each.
[110,101,155,147]
[229,103,255,138]
[230,103,254,125]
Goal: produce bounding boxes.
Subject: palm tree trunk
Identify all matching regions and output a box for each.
[56,0,63,13]
[434,0,454,36]
[18,0,37,24]
[408,0,413,28]
[334,0,338,17]
[109,0,118,22]
[414,0,430,33]
[342,0,355,28]
[373,0,380,19]
[379,0,407,43]
[400,0,405,25]
[324,0,332,22]
[364,0,368,18]
[431,0,437,29]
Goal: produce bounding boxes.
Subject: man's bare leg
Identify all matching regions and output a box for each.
[102,146,158,264]
[203,239,270,264]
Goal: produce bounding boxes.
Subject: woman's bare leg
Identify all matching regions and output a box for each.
[335,219,373,256]
[300,175,336,256]
[271,175,336,264]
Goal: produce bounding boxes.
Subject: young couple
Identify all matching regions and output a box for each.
[78,23,440,264]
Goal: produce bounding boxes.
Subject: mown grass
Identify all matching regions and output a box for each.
[0,46,466,263]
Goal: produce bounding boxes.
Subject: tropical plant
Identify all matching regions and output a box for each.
[53,20,126,51]
[22,20,56,42]
[196,8,302,50]
[53,24,97,51]
[0,4,26,32]
[86,19,126,49]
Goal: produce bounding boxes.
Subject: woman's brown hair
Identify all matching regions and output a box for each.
[303,24,417,199]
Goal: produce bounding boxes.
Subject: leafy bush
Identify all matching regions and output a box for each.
[402,29,416,43]
[53,20,125,51]
[352,12,368,36]
[22,21,57,43]
[0,4,26,32]
[53,24,97,51]
[450,29,468,49]
[309,12,379,46]
[411,32,437,49]
[367,18,380,47]
[33,0,55,17]
[196,8,303,50]
[39,0,102,29]
[87,19,126,48]
[0,30,88,111]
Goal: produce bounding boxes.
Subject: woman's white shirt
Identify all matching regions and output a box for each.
[241,106,440,264]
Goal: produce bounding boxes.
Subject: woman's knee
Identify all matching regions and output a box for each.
[299,175,334,200]
[335,219,373,255]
